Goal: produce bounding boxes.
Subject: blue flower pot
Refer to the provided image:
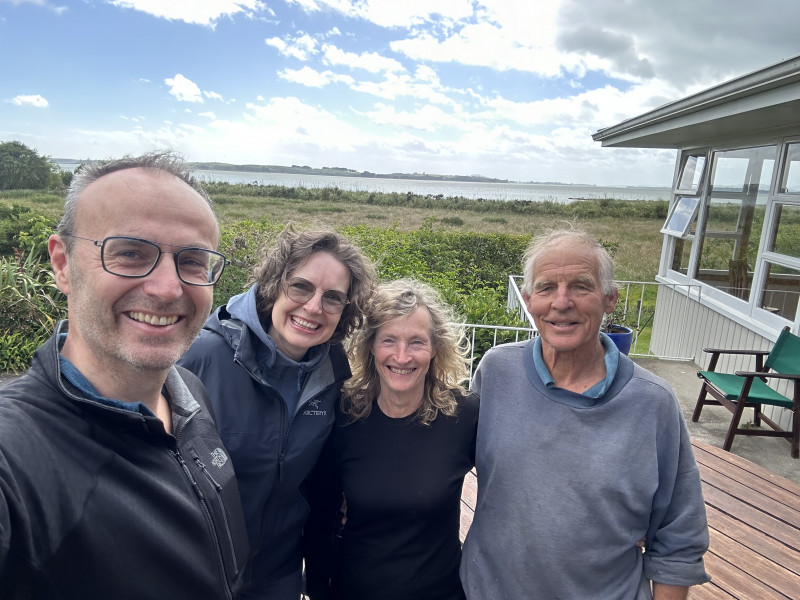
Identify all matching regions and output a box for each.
[607,326,634,355]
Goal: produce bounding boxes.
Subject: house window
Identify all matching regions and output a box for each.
[670,237,693,274]
[771,203,800,258]
[779,142,800,194]
[694,146,776,300]
[676,154,706,193]
[760,203,800,319]
[667,152,707,272]
[662,196,700,238]
[760,262,800,319]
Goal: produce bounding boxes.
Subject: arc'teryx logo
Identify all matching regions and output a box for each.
[210,447,228,468]
[303,398,327,416]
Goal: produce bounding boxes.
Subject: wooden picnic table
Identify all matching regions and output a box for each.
[459,438,800,599]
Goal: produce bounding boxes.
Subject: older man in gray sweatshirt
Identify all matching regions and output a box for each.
[460,229,709,600]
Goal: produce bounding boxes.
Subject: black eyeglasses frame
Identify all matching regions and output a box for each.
[62,234,226,287]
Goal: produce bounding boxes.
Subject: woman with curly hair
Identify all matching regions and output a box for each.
[179,224,376,600]
[306,279,479,600]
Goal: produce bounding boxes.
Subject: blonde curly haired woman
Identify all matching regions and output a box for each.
[306,279,479,600]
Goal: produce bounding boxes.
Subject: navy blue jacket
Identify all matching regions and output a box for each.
[179,306,351,598]
[0,321,249,600]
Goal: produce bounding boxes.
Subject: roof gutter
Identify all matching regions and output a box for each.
[592,54,800,143]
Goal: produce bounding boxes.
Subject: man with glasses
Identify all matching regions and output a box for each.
[0,152,249,600]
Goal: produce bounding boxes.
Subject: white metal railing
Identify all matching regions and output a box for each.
[461,323,537,381]
[507,275,536,328]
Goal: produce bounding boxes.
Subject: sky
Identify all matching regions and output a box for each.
[1,0,799,186]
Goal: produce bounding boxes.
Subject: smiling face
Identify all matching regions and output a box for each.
[49,167,219,383]
[372,306,436,406]
[268,251,351,361]
[524,240,618,363]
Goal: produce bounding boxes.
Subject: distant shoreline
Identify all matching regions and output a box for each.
[52,158,665,189]
[53,158,510,184]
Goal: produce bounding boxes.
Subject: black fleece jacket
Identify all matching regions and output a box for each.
[0,321,249,600]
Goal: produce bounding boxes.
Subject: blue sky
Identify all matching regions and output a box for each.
[2,0,799,186]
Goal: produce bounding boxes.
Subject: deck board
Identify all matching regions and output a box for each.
[459,439,800,599]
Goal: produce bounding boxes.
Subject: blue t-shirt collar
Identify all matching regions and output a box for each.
[532,332,619,398]
[58,333,156,417]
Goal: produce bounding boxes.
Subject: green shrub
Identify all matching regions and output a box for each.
[0,141,54,191]
[0,204,33,256]
[0,248,67,372]
[214,218,284,307]
[297,204,346,214]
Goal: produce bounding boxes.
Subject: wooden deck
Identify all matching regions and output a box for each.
[459,439,800,598]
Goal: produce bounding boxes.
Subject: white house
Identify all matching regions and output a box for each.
[593,54,800,430]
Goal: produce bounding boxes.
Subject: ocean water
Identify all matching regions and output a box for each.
[55,161,671,204]
[193,170,672,203]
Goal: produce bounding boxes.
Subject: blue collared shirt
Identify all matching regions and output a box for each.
[59,349,156,417]
[532,332,619,400]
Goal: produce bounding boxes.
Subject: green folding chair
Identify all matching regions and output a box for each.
[692,326,800,458]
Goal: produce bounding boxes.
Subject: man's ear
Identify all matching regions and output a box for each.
[604,289,620,314]
[49,234,72,296]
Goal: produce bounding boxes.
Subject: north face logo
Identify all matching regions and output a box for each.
[210,447,228,468]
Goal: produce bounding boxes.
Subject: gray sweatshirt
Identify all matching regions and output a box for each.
[460,340,710,600]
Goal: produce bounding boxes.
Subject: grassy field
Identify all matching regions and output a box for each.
[0,184,666,282]
[213,192,665,283]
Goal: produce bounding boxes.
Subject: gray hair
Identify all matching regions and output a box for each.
[521,228,617,296]
[56,151,213,248]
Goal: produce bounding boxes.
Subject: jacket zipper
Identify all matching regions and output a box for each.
[172,449,234,600]
[277,389,326,483]
[195,457,240,574]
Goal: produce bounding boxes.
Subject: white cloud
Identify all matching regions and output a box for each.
[389,9,584,79]
[165,74,204,103]
[203,90,224,101]
[266,33,318,60]
[278,66,355,88]
[1,0,46,5]
[199,111,217,119]
[365,102,466,132]
[350,70,457,108]
[10,94,49,108]
[109,0,265,27]
[288,0,475,28]
[555,0,800,90]
[321,43,404,73]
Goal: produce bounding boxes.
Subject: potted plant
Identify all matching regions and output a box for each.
[602,306,635,355]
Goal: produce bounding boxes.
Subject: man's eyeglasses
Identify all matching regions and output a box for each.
[63,234,226,286]
[286,277,349,314]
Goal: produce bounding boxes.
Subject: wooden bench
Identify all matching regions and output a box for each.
[459,439,800,598]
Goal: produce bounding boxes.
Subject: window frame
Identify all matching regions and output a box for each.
[660,138,800,332]
[661,195,701,238]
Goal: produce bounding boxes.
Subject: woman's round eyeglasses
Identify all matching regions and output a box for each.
[285,277,349,314]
